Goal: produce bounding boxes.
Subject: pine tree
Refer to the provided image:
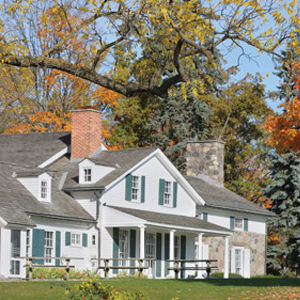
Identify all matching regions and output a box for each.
[264,152,300,276]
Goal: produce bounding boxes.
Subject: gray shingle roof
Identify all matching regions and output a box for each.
[63,147,157,190]
[0,162,94,226]
[0,132,70,167]
[107,206,232,234]
[185,175,274,216]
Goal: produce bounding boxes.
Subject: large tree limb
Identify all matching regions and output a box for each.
[0,53,182,98]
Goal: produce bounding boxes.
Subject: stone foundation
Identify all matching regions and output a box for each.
[203,231,266,277]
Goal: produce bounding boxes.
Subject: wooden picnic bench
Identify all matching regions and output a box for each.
[168,259,218,279]
[20,256,84,281]
[91,258,155,280]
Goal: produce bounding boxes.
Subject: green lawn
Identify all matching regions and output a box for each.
[1,278,300,300]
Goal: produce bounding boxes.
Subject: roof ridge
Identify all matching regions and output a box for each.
[108,146,157,153]
[0,131,71,137]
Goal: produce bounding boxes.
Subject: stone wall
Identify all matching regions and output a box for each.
[186,141,224,186]
[203,231,266,277]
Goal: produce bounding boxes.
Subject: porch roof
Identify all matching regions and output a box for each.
[106,206,232,236]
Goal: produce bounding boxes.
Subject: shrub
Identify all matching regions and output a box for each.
[210,272,244,279]
[28,267,101,280]
[55,279,150,300]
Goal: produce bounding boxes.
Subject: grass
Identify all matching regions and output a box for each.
[1,278,300,300]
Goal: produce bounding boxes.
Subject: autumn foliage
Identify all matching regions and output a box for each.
[264,60,300,153]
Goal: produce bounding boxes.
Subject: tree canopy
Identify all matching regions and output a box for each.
[0,0,299,98]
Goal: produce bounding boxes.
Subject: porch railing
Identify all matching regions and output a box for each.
[91,258,156,280]
[168,259,218,279]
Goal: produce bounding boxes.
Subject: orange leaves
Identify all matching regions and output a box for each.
[3,110,71,134]
[264,97,300,153]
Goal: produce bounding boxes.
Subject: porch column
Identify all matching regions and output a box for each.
[139,225,146,259]
[197,233,203,260]
[169,230,176,277]
[224,236,229,279]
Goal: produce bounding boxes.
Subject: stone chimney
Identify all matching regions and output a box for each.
[71,109,102,160]
[186,141,224,186]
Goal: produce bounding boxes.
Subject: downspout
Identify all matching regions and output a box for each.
[94,191,104,268]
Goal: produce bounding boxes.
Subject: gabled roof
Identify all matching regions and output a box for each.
[107,206,232,235]
[63,147,158,190]
[185,175,274,217]
[0,132,70,167]
[0,162,94,226]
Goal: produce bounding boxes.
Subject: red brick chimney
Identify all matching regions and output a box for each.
[71,109,102,160]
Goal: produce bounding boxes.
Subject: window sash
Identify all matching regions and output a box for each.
[235,218,243,229]
[145,233,156,267]
[41,180,48,199]
[235,249,242,274]
[71,233,81,245]
[84,168,92,182]
[131,176,139,200]
[164,181,171,205]
[119,230,129,266]
[45,231,53,263]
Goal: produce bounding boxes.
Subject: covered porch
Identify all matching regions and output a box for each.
[101,206,232,279]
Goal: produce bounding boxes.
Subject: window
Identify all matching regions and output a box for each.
[234,248,242,275]
[71,233,81,246]
[174,236,180,259]
[131,176,139,200]
[45,231,53,263]
[119,230,129,266]
[84,168,92,182]
[164,181,171,205]
[145,233,156,268]
[10,230,21,275]
[235,218,243,230]
[41,180,48,199]
[26,230,30,257]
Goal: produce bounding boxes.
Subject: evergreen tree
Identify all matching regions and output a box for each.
[146,85,211,172]
[264,152,300,276]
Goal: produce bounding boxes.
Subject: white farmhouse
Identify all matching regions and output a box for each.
[0,109,273,279]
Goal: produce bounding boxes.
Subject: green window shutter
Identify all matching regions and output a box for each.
[55,231,61,266]
[65,232,71,246]
[113,228,119,274]
[158,179,165,205]
[244,218,248,231]
[141,176,146,203]
[32,228,45,264]
[82,233,88,247]
[130,230,136,275]
[165,234,170,277]
[156,233,162,277]
[173,182,178,208]
[230,216,235,230]
[180,235,186,279]
[203,212,208,221]
[125,174,132,201]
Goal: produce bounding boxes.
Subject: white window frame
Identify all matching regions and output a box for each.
[71,233,81,246]
[234,218,243,230]
[174,236,180,259]
[164,181,172,206]
[145,232,156,268]
[84,167,92,183]
[231,246,244,275]
[45,231,54,264]
[131,175,139,201]
[119,230,129,266]
[26,230,31,258]
[38,173,51,202]
[10,230,21,276]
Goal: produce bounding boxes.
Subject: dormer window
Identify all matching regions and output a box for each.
[38,173,52,202]
[84,168,92,182]
[41,180,48,199]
